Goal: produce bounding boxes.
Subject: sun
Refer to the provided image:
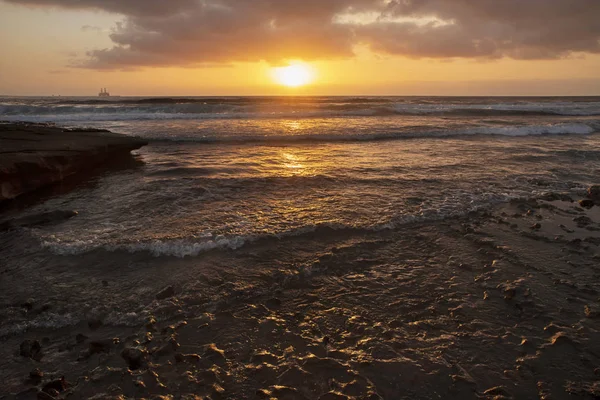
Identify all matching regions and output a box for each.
[272,63,315,87]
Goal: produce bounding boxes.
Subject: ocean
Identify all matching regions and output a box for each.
[2,96,600,398]
[2,96,599,257]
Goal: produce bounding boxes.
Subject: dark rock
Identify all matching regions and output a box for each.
[20,340,42,361]
[156,286,175,300]
[88,339,112,355]
[588,185,600,201]
[41,377,68,395]
[28,368,43,385]
[121,347,148,370]
[102,280,108,287]
[256,389,271,398]
[0,122,147,202]
[203,343,227,366]
[579,199,595,209]
[21,299,34,311]
[531,223,541,230]
[483,386,511,397]
[265,297,282,309]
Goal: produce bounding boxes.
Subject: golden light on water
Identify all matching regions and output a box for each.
[272,63,315,87]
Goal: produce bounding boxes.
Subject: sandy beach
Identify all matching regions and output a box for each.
[2,0,600,397]
[2,187,600,399]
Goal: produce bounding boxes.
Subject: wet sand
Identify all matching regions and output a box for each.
[2,191,600,399]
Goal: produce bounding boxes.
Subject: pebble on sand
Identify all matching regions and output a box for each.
[579,199,595,209]
[587,185,600,201]
[121,347,148,370]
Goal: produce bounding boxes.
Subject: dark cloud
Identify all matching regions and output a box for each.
[5,0,198,16]
[4,0,600,69]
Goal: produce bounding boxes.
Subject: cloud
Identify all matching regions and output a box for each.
[4,0,600,69]
[81,24,104,32]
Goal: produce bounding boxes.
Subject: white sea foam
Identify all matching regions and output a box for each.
[466,123,596,136]
[40,193,520,258]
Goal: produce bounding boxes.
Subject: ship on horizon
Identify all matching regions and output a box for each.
[98,88,110,97]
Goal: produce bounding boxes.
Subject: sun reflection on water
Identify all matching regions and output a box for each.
[281,151,306,174]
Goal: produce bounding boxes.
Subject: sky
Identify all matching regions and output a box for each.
[0,0,599,96]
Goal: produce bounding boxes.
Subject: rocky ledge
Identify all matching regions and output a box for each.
[0,122,147,201]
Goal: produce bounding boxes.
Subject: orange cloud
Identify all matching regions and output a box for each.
[4,0,600,69]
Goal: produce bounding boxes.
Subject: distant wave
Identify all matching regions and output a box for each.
[138,122,599,145]
[2,101,600,120]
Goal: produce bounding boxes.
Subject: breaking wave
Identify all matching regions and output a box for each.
[2,96,600,121]
[138,122,600,144]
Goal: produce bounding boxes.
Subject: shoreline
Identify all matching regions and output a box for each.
[2,190,600,398]
[0,122,147,202]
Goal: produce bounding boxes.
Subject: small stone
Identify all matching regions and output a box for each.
[41,377,68,395]
[20,340,42,361]
[265,298,282,309]
[146,317,157,331]
[504,288,516,300]
[156,286,175,300]
[144,332,153,343]
[256,389,271,398]
[322,336,330,346]
[531,223,541,230]
[203,343,227,366]
[483,386,511,397]
[21,298,34,311]
[588,185,600,201]
[121,347,147,370]
[579,199,594,209]
[584,305,599,318]
[102,280,108,287]
[28,368,43,385]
